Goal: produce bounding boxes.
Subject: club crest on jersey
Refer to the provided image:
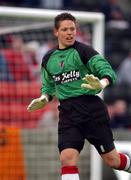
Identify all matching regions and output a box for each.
[59,61,64,68]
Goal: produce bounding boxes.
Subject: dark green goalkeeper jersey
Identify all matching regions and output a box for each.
[41,41,116,101]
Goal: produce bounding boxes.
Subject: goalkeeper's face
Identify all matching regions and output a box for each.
[54,20,77,49]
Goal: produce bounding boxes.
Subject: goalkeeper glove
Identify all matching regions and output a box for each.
[81,74,109,90]
[27,94,48,112]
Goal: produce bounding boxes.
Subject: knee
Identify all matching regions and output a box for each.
[101,149,121,169]
[60,150,75,166]
[60,149,79,166]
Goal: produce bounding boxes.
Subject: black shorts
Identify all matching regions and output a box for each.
[58,95,115,154]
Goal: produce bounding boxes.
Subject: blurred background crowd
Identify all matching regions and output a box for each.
[0,0,131,129]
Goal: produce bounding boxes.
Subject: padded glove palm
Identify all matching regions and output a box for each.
[81,74,108,90]
[27,95,48,112]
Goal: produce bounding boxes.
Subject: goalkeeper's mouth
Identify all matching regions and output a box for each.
[65,37,74,43]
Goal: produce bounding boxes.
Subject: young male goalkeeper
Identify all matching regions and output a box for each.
[27,12,131,179]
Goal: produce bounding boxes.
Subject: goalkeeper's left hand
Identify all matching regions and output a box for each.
[81,74,109,90]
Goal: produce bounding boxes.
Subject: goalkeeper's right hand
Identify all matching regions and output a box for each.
[27,94,48,112]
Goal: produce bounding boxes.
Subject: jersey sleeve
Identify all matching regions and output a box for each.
[40,67,55,100]
[87,54,117,86]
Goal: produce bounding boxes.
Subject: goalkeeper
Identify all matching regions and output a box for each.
[27,12,131,180]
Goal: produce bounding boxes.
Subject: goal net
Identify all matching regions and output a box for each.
[0,6,104,180]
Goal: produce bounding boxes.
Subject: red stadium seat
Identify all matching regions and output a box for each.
[3,49,35,81]
[0,81,41,100]
[0,81,52,128]
[0,103,50,128]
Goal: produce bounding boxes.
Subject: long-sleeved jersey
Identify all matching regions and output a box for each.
[41,41,116,101]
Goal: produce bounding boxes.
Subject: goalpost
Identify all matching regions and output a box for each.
[0,6,105,54]
[0,6,105,180]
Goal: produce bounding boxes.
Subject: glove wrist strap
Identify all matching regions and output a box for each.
[100,78,109,89]
[40,95,49,102]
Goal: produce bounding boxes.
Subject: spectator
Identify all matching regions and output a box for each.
[0,52,13,81]
[117,49,131,85]
[36,40,55,65]
[22,0,40,8]
[25,40,40,80]
[100,0,129,29]
[40,0,62,9]
[107,99,130,128]
[0,0,40,8]
[63,0,73,10]
[100,0,124,22]
[3,35,35,81]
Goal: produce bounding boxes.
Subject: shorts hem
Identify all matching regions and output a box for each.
[58,143,83,153]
